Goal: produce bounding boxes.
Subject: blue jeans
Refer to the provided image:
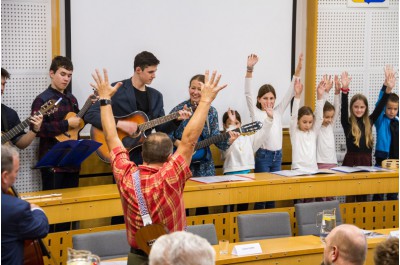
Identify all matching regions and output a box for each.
[254,149,282,209]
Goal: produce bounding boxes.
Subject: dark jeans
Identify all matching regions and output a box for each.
[41,168,80,232]
[254,149,282,209]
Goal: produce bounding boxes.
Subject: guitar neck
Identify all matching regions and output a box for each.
[138,112,180,132]
[76,97,93,118]
[1,112,40,144]
[195,128,241,151]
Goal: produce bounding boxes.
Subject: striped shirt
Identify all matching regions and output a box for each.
[110,146,192,248]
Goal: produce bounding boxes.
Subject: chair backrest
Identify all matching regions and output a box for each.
[186,224,218,245]
[72,229,130,260]
[237,212,292,242]
[295,200,342,236]
[382,159,399,169]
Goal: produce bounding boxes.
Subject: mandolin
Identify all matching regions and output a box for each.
[91,108,192,163]
[135,223,169,255]
[55,93,98,142]
[1,99,60,145]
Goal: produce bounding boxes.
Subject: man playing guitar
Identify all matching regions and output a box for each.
[84,51,191,165]
[1,68,43,149]
[92,68,227,264]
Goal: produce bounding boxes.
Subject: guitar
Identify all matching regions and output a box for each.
[1,99,60,145]
[135,223,169,255]
[55,93,98,142]
[91,108,192,163]
[191,121,263,163]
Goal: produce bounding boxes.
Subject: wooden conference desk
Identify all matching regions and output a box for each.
[22,170,398,224]
[105,229,395,265]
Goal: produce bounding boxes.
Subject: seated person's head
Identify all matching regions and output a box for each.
[149,231,215,265]
[323,224,367,265]
[142,132,173,164]
[374,237,399,265]
[386,93,399,120]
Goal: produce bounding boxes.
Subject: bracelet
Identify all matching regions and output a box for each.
[246,66,254,73]
[341,87,350,93]
[99,98,112,106]
[31,128,40,134]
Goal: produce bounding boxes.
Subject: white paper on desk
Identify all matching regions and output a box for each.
[231,243,262,256]
[389,230,399,238]
[190,175,253,184]
[100,261,127,265]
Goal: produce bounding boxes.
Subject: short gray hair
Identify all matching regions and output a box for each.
[149,231,215,265]
[1,145,19,173]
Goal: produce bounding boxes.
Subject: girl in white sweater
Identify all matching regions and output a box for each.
[221,107,273,211]
[290,78,326,172]
[245,53,302,209]
[221,108,273,175]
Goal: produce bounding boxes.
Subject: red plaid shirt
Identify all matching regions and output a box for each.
[110,146,192,248]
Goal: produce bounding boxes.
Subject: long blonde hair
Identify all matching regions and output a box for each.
[349,94,373,148]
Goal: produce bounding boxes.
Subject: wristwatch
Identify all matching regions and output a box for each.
[99,99,112,106]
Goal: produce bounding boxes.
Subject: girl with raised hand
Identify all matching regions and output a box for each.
[244,53,303,209]
[340,71,394,202]
[290,77,326,172]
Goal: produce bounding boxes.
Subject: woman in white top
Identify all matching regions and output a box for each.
[244,53,302,209]
[290,78,326,172]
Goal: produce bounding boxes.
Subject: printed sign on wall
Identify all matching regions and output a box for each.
[347,0,389,7]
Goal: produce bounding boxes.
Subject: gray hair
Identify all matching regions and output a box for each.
[1,145,19,173]
[149,231,215,265]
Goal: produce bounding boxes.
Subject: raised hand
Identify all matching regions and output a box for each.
[227,108,236,123]
[341,71,352,89]
[90,69,122,99]
[294,53,304,77]
[324,75,333,93]
[334,75,341,94]
[247,54,259,69]
[294,78,303,98]
[317,79,326,100]
[200,70,228,104]
[386,71,396,93]
[384,65,396,90]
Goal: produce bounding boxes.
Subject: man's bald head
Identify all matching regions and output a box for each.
[323,224,367,265]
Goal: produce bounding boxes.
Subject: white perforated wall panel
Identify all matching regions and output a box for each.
[1,0,52,192]
[316,0,399,170]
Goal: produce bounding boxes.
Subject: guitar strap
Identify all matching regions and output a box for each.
[132,170,153,225]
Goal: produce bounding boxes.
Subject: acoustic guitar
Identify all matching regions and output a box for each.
[91,108,192,163]
[1,99,60,145]
[55,93,98,142]
[191,121,263,163]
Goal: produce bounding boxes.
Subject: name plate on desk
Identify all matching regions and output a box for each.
[232,243,262,256]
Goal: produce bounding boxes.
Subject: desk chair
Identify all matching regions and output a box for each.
[295,200,342,236]
[237,212,292,242]
[186,224,218,245]
[72,229,130,260]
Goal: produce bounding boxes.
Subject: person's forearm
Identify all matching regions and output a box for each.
[15,131,36,149]
[100,104,119,150]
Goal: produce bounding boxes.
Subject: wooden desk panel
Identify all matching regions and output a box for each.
[22,171,398,222]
